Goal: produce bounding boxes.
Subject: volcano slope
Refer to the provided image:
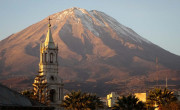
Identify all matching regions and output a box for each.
[0,7,180,96]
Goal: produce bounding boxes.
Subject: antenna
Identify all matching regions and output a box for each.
[166,76,168,88]
[156,57,159,88]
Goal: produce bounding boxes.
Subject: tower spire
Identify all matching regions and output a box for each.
[44,17,55,48]
[48,17,52,28]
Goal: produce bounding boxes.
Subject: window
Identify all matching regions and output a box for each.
[45,53,47,62]
[50,53,53,63]
[50,89,55,102]
[50,76,54,81]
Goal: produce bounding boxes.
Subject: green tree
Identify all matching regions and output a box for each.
[21,89,35,99]
[160,101,180,110]
[32,73,50,105]
[61,90,103,110]
[112,94,146,110]
[82,93,104,109]
[147,88,177,109]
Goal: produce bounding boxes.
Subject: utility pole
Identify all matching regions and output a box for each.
[166,76,168,88]
[156,57,159,88]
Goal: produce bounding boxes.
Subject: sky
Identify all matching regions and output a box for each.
[0,0,180,55]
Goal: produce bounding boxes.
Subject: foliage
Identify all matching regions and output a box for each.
[32,74,50,105]
[147,88,177,109]
[160,101,180,110]
[21,89,35,99]
[61,90,104,110]
[112,94,146,110]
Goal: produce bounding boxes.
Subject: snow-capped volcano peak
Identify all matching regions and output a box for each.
[65,7,88,13]
[52,7,151,44]
[54,7,89,18]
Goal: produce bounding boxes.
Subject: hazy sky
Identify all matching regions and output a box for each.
[0,0,180,55]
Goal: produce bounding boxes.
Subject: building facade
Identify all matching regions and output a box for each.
[134,93,147,103]
[34,19,63,108]
[107,92,119,107]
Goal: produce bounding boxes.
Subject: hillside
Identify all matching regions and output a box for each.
[0,7,180,96]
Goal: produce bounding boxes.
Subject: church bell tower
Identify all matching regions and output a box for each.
[35,18,63,108]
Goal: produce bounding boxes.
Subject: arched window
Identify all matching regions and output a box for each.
[50,89,55,102]
[50,76,54,81]
[45,53,47,62]
[50,53,53,63]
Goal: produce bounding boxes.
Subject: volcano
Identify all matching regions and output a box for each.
[0,7,180,96]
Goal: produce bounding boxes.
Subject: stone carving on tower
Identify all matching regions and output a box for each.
[33,18,63,108]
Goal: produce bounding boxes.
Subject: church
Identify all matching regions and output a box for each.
[33,18,64,109]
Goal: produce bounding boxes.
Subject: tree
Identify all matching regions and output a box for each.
[112,94,146,110]
[160,101,180,110]
[147,88,177,109]
[32,73,50,105]
[61,90,104,110]
[61,90,82,109]
[82,93,104,109]
[21,89,36,99]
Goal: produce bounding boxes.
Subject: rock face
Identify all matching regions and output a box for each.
[0,7,180,95]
